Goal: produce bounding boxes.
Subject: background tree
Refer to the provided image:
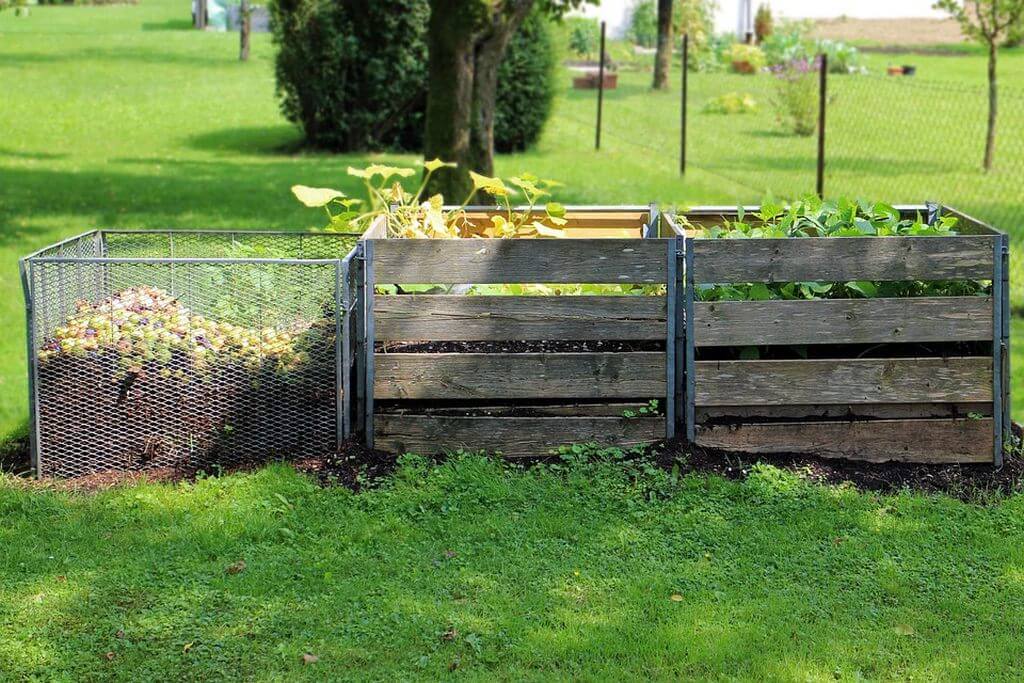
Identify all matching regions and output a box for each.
[424,0,588,198]
[934,0,1024,170]
[652,0,673,89]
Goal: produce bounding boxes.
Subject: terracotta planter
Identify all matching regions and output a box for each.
[732,60,756,74]
[887,65,904,76]
[572,72,618,89]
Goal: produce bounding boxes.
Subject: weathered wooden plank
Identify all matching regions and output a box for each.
[375,295,666,341]
[375,414,664,457]
[371,239,668,284]
[697,402,991,422]
[463,210,648,231]
[695,418,993,463]
[694,357,992,406]
[694,297,993,346]
[374,352,665,399]
[381,402,651,417]
[691,236,995,283]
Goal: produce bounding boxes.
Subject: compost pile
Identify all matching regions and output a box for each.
[36,287,337,477]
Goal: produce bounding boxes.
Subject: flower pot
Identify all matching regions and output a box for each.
[887,65,903,76]
[572,72,618,89]
[732,60,756,74]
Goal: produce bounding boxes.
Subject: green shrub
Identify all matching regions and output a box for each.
[628,0,658,48]
[703,92,758,115]
[769,58,819,136]
[726,43,766,73]
[269,0,429,151]
[566,16,599,60]
[495,11,556,153]
[270,0,554,153]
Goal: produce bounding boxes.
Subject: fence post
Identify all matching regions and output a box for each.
[595,20,606,151]
[363,239,375,449]
[816,53,827,198]
[680,33,688,175]
[683,237,695,443]
[993,236,1005,466]
[239,0,251,61]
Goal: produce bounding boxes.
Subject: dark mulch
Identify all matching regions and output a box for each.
[293,439,399,492]
[660,423,1024,502]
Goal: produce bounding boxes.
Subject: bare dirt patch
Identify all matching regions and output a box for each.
[811,17,965,48]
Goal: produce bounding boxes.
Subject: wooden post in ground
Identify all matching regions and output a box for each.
[239,0,251,61]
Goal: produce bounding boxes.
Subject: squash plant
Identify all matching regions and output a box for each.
[681,196,990,302]
[292,159,569,239]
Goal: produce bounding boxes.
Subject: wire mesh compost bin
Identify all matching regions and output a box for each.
[20,230,361,477]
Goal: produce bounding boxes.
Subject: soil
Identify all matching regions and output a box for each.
[810,17,965,49]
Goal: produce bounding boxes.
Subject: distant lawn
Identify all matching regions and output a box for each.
[2,457,1024,680]
[0,1,1021,442]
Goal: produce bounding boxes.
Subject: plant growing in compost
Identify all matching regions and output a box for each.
[680,196,990,302]
[292,160,568,239]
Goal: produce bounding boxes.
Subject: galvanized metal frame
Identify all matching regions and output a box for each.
[683,236,696,443]
[993,236,1004,466]
[363,239,376,449]
[665,240,677,439]
[19,258,40,477]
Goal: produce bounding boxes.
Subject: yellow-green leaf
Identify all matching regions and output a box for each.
[423,158,457,172]
[291,185,346,207]
[532,221,566,238]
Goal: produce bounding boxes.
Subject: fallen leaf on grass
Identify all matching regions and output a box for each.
[441,627,458,642]
[443,549,457,559]
[302,653,319,665]
[893,624,916,636]
[670,594,684,602]
[55,575,67,583]
[225,560,246,575]
[115,629,125,639]
[104,652,115,661]
[182,642,193,653]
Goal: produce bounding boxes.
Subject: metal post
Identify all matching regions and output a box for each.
[644,202,659,238]
[816,53,827,198]
[992,237,1004,466]
[680,33,688,175]
[1001,234,1011,457]
[335,260,346,447]
[665,241,676,439]
[19,259,40,477]
[363,239,375,449]
[684,237,695,443]
[595,20,606,151]
[353,243,366,439]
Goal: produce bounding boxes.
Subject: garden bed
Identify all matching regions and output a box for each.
[671,204,1011,464]
[362,206,672,457]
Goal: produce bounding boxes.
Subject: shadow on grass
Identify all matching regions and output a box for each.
[140,19,194,31]
[184,125,307,156]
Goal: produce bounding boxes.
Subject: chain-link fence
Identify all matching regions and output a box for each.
[21,231,359,477]
[565,57,1023,309]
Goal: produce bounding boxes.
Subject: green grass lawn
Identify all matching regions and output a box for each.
[1,2,1022,436]
[3,456,1024,680]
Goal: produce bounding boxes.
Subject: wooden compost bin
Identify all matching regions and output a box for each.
[672,205,1011,464]
[361,206,675,457]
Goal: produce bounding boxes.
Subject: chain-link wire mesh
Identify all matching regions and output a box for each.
[24,230,359,478]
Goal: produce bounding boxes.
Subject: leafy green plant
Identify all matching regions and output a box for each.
[682,196,990,302]
[703,92,758,115]
[292,161,568,239]
[567,17,599,59]
[726,43,766,73]
[769,57,819,136]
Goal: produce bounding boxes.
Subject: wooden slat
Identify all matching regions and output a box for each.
[374,352,665,399]
[692,236,995,283]
[694,357,992,406]
[695,418,993,463]
[694,297,993,346]
[375,415,664,457]
[375,295,666,341]
[371,239,668,284]
[697,402,991,422]
[463,210,648,230]
[383,402,651,417]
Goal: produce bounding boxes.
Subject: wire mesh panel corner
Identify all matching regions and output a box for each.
[23,230,359,478]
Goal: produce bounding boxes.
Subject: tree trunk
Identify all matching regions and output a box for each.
[653,0,673,90]
[239,0,250,62]
[424,0,533,199]
[984,40,997,171]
